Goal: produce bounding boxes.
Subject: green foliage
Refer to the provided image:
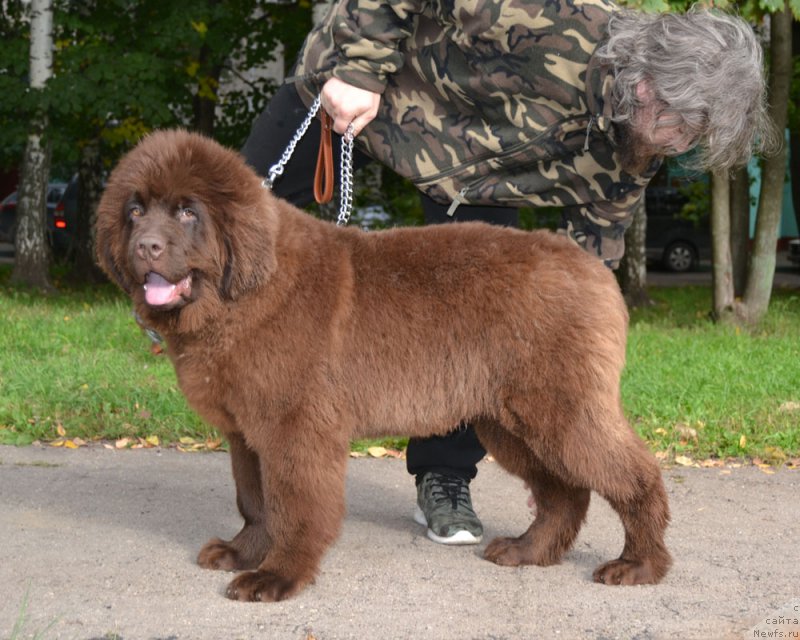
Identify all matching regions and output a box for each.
[373,169,425,227]
[676,179,710,225]
[0,0,312,175]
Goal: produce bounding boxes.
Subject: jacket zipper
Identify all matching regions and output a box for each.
[426,114,596,187]
[583,115,596,152]
[444,113,597,215]
[446,187,470,217]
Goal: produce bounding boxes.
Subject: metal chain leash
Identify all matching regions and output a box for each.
[263,94,354,227]
[336,123,355,226]
[263,96,321,190]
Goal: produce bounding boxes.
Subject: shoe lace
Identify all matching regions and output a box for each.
[428,475,471,511]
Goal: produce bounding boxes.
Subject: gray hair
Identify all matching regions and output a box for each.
[595,8,776,171]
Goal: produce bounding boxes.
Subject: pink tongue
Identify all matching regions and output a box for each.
[145,273,180,306]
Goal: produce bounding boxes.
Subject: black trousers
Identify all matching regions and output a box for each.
[241,82,518,482]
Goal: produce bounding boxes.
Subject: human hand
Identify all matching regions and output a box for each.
[320,77,381,137]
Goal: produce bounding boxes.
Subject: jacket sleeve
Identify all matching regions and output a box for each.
[558,194,640,269]
[327,0,425,93]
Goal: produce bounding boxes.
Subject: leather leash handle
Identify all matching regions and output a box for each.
[314,110,335,204]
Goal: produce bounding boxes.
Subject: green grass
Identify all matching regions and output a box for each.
[624,287,800,462]
[0,270,213,446]
[6,586,58,640]
[1,266,798,463]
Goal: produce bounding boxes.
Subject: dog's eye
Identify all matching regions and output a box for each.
[178,206,197,221]
[127,205,143,219]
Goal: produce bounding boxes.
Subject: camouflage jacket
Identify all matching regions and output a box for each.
[291,0,661,265]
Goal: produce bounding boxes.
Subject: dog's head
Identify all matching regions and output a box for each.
[95,129,279,334]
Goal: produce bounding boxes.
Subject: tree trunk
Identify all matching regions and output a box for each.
[192,43,221,137]
[729,166,750,297]
[739,4,792,325]
[71,138,105,283]
[11,0,53,291]
[618,196,652,308]
[792,20,800,234]
[790,131,799,232]
[711,171,735,321]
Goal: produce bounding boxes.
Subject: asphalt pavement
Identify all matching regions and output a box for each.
[1,445,798,640]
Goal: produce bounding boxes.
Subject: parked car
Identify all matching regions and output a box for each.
[788,238,800,267]
[645,183,711,272]
[0,178,77,253]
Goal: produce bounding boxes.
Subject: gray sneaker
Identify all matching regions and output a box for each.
[413,472,483,545]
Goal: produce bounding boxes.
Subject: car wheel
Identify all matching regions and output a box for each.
[662,241,697,272]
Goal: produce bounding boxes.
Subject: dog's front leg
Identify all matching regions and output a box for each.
[197,432,268,571]
[225,427,350,602]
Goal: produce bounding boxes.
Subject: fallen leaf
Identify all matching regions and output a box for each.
[674,423,698,442]
[367,446,388,458]
[145,435,160,447]
[115,438,131,449]
[206,438,222,450]
[63,440,78,449]
[179,437,196,445]
[739,435,747,449]
[778,401,800,412]
[674,455,694,467]
[56,423,66,437]
[763,446,786,463]
[349,451,366,458]
[50,439,64,448]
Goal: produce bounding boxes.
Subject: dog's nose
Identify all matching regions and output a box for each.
[136,235,165,261]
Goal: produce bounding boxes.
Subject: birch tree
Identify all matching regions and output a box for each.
[11,0,53,291]
[711,3,795,325]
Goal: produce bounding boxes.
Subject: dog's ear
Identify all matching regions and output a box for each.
[98,243,133,293]
[220,234,237,300]
[94,194,133,294]
[217,194,279,301]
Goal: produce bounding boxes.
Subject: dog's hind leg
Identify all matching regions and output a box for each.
[584,430,672,585]
[197,432,269,571]
[474,420,591,567]
[503,397,672,585]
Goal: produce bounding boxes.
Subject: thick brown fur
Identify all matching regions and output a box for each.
[95,129,672,602]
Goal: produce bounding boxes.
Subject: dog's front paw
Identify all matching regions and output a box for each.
[592,558,665,585]
[484,534,563,567]
[225,570,304,602]
[197,537,253,571]
[484,536,528,566]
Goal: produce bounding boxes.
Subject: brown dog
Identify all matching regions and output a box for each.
[95,129,671,601]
